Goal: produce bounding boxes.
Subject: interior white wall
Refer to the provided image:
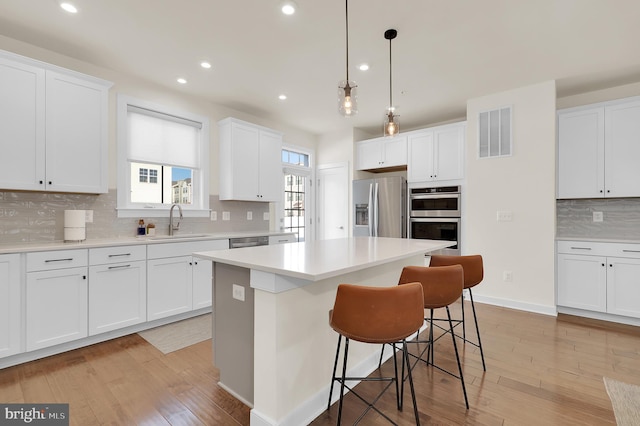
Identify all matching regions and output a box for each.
[558,81,640,109]
[0,35,318,196]
[465,80,557,314]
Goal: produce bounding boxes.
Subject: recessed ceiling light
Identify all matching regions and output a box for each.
[177,78,187,84]
[278,94,287,100]
[60,2,78,13]
[359,63,370,71]
[200,61,212,69]
[281,1,296,15]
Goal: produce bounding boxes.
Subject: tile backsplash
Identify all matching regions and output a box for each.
[0,190,270,243]
[556,198,640,240]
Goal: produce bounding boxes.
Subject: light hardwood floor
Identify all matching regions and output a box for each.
[1,302,637,425]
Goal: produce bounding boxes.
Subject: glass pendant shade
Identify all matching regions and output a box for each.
[384,110,399,136]
[338,80,358,117]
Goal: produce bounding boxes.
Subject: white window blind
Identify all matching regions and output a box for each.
[127,106,201,168]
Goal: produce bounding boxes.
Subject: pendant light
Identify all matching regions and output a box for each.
[383,29,399,136]
[338,0,357,117]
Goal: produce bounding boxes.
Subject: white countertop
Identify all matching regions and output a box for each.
[195,237,453,282]
[0,231,293,254]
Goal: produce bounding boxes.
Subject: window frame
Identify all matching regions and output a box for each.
[278,144,315,242]
[116,94,210,218]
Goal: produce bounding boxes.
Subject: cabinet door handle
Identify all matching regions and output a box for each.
[601,263,605,267]
[609,264,613,267]
[45,258,74,263]
[48,181,52,185]
[83,275,87,280]
[570,247,592,250]
[622,249,640,253]
[108,264,131,270]
[108,253,132,258]
[39,180,44,185]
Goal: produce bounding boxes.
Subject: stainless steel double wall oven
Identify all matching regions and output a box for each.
[409,185,461,255]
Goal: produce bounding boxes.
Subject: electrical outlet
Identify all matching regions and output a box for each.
[593,211,603,222]
[497,210,513,222]
[247,211,253,220]
[210,211,217,221]
[503,271,513,282]
[222,211,230,221]
[263,212,270,221]
[232,284,245,301]
[85,210,93,223]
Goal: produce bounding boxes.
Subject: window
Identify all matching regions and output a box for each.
[280,147,313,242]
[117,95,210,217]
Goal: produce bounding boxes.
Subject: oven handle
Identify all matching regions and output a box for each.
[410,217,460,224]
[410,193,460,200]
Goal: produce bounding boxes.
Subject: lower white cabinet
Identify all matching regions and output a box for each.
[192,258,213,310]
[88,245,147,336]
[0,254,21,359]
[147,239,228,321]
[26,266,88,351]
[557,241,640,320]
[147,256,194,321]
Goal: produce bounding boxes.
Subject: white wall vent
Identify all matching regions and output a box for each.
[478,106,512,158]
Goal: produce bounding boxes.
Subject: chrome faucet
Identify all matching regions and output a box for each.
[169,204,183,236]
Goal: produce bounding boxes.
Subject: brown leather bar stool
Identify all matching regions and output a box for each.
[429,254,486,371]
[399,264,469,409]
[327,282,424,425]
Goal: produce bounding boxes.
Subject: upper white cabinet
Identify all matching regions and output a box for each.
[557,97,640,199]
[407,122,465,183]
[218,117,282,201]
[0,254,21,359]
[356,135,407,171]
[0,50,111,194]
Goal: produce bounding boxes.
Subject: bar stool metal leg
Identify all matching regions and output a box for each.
[469,289,486,371]
[328,334,343,411]
[446,306,469,409]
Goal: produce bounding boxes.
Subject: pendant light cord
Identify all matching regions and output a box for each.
[388,36,392,110]
[345,0,350,82]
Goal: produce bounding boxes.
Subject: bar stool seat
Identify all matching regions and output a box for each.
[429,254,486,371]
[327,282,424,425]
[399,264,469,409]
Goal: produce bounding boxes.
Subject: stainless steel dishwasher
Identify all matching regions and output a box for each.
[228,235,269,249]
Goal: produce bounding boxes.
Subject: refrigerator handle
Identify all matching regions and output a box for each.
[373,182,379,237]
[368,183,374,236]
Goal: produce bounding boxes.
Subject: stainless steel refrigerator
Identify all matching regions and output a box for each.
[353,176,406,237]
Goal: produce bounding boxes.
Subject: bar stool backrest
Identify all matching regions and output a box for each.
[430,255,483,289]
[398,265,464,309]
[330,283,424,344]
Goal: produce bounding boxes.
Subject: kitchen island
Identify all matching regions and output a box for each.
[194,237,453,426]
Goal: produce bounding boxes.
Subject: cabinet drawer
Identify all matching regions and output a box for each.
[557,241,640,258]
[147,239,229,259]
[269,235,296,245]
[89,245,146,265]
[27,249,88,272]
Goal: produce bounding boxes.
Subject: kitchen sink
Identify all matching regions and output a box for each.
[150,234,211,241]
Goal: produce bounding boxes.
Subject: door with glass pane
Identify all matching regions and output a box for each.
[281,148,312,242]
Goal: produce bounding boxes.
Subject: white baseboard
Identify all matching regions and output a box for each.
[471,294,557,317]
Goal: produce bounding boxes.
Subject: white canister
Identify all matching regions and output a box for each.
[64,210,86,241]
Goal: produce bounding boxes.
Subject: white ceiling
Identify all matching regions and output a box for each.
[1,0,640,136]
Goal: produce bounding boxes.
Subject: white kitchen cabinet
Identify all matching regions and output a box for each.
[407,122,465,183]
[88,245,147,336]
[218,117,283,201]
[355,135,407,171]
[557,253,607,312]
[0,254,21,359]
[26,249,89,351]
[0,50,111,194]
[606,257,640,318]
[557,97,640,199]
[557,241,640,321]
[192,258,213,310]
[147,239,228,320]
